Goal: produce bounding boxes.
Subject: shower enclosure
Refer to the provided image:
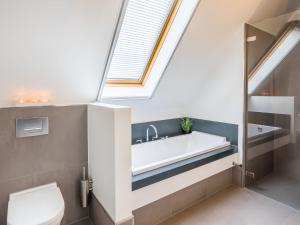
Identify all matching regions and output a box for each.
[245,14,300,209]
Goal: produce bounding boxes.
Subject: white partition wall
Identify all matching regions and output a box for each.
[248,96,295,115]
[88,103,132,223]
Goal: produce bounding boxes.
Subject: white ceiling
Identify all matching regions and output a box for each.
[0,0,296,122]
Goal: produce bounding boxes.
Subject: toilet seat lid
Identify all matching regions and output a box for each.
[7,183,65,225]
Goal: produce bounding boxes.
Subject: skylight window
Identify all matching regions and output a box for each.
[98,0,199,99]
[248,22,300,95]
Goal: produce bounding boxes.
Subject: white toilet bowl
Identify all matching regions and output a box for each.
[7,183,65,225]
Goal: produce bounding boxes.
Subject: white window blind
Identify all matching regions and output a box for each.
[99,0,199,99]
[106,0,175,81]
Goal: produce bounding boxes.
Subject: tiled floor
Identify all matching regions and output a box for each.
[70,218,93,225]
[158,187,300,225]
[249,173,300,210]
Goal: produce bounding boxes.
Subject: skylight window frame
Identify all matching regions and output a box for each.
[104,0,181,87]
[248,22,300,95]
[98,0,199,100]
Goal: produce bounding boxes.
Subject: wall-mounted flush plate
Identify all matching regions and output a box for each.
[16,117,49,138]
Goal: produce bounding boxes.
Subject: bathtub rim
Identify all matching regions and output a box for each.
[132,142,230,176]
[132,131,230,176]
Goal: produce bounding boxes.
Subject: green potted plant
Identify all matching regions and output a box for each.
[181,117,193,134]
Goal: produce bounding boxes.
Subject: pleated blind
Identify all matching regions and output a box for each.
[106,0,175,82]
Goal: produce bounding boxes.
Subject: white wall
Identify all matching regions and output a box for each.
[249,96,295,115]
[88,103,132,223]
[104,0,291,125]
[175,0,291,162]
[0,0,122,107]
[0,0,294,129]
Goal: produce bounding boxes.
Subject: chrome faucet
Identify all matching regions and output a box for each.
[146,124,158,142]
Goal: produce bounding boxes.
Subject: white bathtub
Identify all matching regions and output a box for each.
[248,123,281,140]
[132,131,230,175]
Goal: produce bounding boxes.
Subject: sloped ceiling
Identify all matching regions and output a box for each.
[0,0,122,107]
[251,10,300,37]
[0,0,296,121]
[109,0,294,123]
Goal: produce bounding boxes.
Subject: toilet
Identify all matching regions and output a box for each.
[7,183,65,225]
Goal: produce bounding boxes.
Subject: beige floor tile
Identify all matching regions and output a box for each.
[281,210,300,225]
[249,171,300,210]
[158,187,298,225]
[158,216,182,225]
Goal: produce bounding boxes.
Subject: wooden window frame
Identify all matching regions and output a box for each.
[248,22,298,80]
[105,0,182,86]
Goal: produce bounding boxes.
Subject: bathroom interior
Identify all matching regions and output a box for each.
[1,1,300,225]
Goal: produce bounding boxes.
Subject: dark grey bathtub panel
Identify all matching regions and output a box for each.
[132,118,182,144]
[248,112,291,130]
[248,129,290,147]
[192,119,238,146]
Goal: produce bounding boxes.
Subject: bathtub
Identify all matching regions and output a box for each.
[248,123,281,141]
[247,123,290,160]
[132,131,230,175]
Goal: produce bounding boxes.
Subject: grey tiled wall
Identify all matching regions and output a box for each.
[193,119,238,145]
[0,105,88,225]
[89,169,232,225]
[132,118,238,145]
[248,112,291,130]
[132,118,182,144]
[133,169,233,225]
[90,194,134,225]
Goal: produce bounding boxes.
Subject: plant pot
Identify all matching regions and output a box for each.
[182,129,192,134]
